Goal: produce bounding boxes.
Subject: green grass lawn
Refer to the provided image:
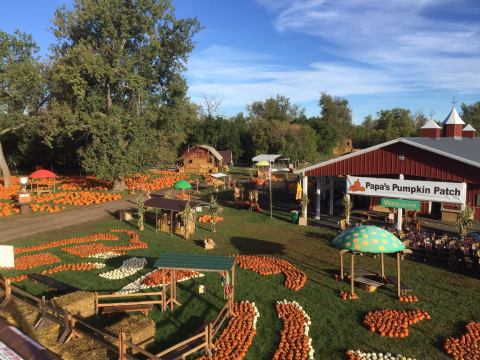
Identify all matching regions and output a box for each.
[1,190,479,359]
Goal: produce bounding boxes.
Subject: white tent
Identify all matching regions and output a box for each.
[251,154,281,163]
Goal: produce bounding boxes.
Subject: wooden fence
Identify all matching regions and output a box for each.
[0,279,232,360]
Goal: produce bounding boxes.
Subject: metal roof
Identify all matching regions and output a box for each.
[154,253,235,271]
[421,119,441,129]
[198,145,223,161]
[443,106,465,125]
[295,137,480,174]
[464,124,476,131]
[252,154,281,162]
[144,196,198,211]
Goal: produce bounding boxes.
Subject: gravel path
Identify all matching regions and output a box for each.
[0,197,135,242]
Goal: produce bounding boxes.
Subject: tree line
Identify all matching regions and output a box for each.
[1,0,479,190]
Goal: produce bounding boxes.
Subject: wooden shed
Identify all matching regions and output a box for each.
[180,145,223,174]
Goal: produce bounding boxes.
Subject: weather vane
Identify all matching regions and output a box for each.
[452,96,456,107]
[429,110,435,120]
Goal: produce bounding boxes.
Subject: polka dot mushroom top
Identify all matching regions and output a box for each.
[332,225,405,253]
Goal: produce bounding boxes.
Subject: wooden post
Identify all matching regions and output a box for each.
[58,309,71,344]
[94,292,98,315]
[118,332,126,360]
[155,209,158,234]
[231,264,235,304]
[380,253,385,279]
[170,211,173,237]
[34,296,46,329]
[340,252,344,280]
[350,253,355,295]
[1,279,11,307]
[170,269,175,311]
[162,270,166,312]
[396,252,401,298]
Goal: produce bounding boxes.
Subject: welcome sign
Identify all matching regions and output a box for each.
[346,176,467,204]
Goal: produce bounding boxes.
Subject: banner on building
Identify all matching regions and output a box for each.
[346,176,466,204]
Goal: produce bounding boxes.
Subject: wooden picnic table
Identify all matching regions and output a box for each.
[354,276,384,293]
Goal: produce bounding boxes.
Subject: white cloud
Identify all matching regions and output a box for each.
[185,1,480,115]
[187,45,403,110]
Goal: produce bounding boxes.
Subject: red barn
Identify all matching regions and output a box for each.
[296,106,480,222]
[180,145,223,174]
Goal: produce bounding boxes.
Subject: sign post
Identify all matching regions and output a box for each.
[268,166,272,219]
[396,174,404,232]
[381,198,420,211]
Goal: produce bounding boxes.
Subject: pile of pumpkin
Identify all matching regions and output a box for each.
[62,229,147,257]
[30,203,65,213]
[6,262,106,283]
[175,192,189,200]
[9,253,61,270]
[235,255,307,291]
[140,269,202,287]
[198,215,224,223]
[364,309,430,338]
[14,231,120,254]
[51,191,122,206]
[0,176,20,199]
[59,176,111,190]
[339,291,359,300]
[197,301,259,360]
[0,202,20,217]
[124,172,185,191]
[399,295,419,303]
[273,300,314,360]
[444,321,480,359]
[346,350,416,360]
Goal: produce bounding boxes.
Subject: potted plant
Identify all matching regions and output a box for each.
[136,192,146,231]
[342,194,353,226]
[298,193,309,226]
[182,202,195,240]
[209,195,223,233]
[456,206,475,239]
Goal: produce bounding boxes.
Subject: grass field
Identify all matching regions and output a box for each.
[1,188,479,359]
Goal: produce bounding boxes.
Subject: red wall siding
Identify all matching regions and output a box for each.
[305,142,480,219]
[305,142,480,184]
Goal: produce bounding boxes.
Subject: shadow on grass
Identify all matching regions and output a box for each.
[230,237,286,255]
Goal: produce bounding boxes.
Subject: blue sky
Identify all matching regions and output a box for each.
[1,0,479,123]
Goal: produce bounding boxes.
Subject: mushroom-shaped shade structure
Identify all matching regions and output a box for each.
[255,160,270,167]
[174,179,192,189]
[332,225,405,253]
[29,169,57,179]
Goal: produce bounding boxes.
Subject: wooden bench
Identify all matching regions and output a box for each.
[28,274,79,294]
[100,303,152,316]
[354,277,384,293]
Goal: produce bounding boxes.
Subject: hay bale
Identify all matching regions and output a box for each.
[106,315,154,354]
[0,302,109,360]
[52,291,95,318]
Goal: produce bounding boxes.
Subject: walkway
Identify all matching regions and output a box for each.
[0,197,134,243]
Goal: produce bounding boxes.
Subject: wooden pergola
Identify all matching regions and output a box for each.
[144,196,199,237]
[334,225,413,298]
[153,253,236,313]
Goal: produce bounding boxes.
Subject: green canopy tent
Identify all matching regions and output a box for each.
[332,225,411,297]
[174,179,192,200]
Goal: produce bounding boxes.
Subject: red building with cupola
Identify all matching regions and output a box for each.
[296,106,480,222]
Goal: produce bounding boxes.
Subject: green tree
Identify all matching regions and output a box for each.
[461,101,480,131]
[49,0,200,190]
[319,92,353,141]
[0,30,45,186]
[247,95,304,122]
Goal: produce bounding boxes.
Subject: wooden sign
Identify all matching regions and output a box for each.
[0,245,14,268]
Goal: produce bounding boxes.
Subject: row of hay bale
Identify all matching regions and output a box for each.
[1,290,155,359]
